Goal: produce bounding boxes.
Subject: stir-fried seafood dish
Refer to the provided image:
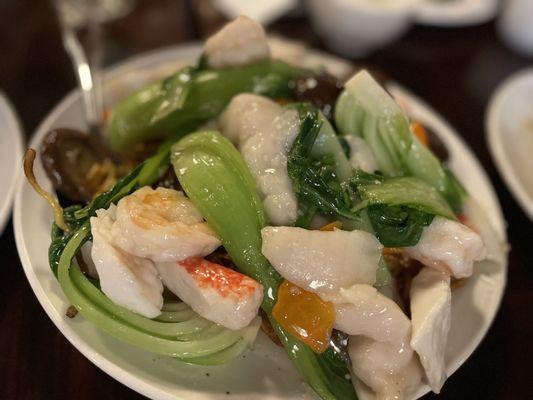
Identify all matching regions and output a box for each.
[26,16,507,400]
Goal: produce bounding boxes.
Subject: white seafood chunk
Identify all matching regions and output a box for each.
[345,135,378,173]
[349,335,420,400]
[405,217,486,278]
[204,15,270,69]
[220,94,300,225]
[334,284,410,344]
[156,258,263,330]
[90,206,163,318]
[410,267,451,393]
[261,227,382,296]
[461,196,507,266]
[111,187,221,262]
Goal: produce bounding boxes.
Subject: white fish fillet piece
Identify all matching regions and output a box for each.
[334,284,410,344]
[220,94,300,225]
[90,206,163,318]
[410,267,451,393]
[348,335,421,400]
[261,226,382,297]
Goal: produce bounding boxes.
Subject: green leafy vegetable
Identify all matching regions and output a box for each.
[366,205,434,247]
[287,104,451,248]
[350,170,455,219]
[107,60,307,151]
[48,138,259,365]
[287,104,361,222]
[171,131,357,400]
[334,70,465,214]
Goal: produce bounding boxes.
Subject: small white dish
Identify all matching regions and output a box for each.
[0,92,24,235]
[415,0,499,27]
[14,43,507,399]
[486,68,533,219]
[212,0,297,25]
[307,0,416,57]
[497,0,533,57]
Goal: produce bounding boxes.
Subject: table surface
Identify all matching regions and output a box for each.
[1,0,532,399]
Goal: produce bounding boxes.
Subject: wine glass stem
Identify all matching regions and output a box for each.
[61,15,103,136]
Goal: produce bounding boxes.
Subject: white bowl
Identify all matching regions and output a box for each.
[14,43,507,399]
[307,0,415,57]
[415,0,498,27]
[486,68,533,219]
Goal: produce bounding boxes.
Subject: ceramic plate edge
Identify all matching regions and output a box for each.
[486,68,533,219]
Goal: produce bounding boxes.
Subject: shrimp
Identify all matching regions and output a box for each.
[203,16,270,69]
[410,267,451,393]
[90,205,163,318]
[404,216,486,279]
[156,258,263,330]
[111,187,221,262]
[261,226,382,298]
[220,94,301,225]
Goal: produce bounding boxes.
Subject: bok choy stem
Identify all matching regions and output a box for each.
[107,60,307,151]
[47,138,259,364]
[334,70,465,214]
[171,131,357,400]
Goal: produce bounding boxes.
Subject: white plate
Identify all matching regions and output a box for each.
[415,0,499,27]
[486,68,533,219]
[0,93,24,235]
[14,44,507,400]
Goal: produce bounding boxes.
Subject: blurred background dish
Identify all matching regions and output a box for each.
[304,0,416,57]
[0,93,24,235]
[487,68,533,219]
[415,0,499,27]
[497,0,533,57]
[212,0,298,25]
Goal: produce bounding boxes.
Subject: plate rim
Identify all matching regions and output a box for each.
[13,43,508,400]
[486,67,533,219]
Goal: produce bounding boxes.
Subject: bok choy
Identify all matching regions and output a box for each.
[48,138,260,365]
[107,60,307,151]
[287,102,454,248]
[334,70,465,214]
[171,131,357,400]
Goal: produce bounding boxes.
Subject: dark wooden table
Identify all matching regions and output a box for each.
[1,1,532,399]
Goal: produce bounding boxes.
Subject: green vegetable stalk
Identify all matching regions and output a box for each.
[171,131,357,400]
[334,70,465,214]
[48,138,259,365]
[107,60,307,151]
[287,103,453,248]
